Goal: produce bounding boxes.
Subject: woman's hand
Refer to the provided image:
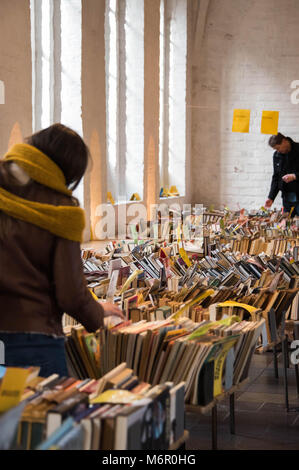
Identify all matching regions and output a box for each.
[101,302,125,320]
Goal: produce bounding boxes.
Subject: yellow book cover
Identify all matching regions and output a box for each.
[176,225,182,242]
[217,301,258,316]
[0,367,30,413]
[188,315,241,341]
[171,289,215,321]
[169,186,180,196]
[164,329,188,341]
[89,288,98,301]
[120,269,143,294]
[130,193,141,201]
[179,247,192,267]
[90,389,145,404]
[107,191,115,205]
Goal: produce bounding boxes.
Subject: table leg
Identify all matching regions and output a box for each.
[273,344,279,379]
[229,393,235,435]
[295,364,299,395]
[282,337,289,411]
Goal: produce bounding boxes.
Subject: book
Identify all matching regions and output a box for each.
[145,383,171,450]
[106,368,133,389]
[0,400,26,450]
[114,403,152,450]
[36,416,76,450]
[169,382,185,444]
[100,405,124,450]
[46,391,89,438]
[0,367,31,413]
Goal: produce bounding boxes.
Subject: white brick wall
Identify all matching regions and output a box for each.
[191,0,299,211]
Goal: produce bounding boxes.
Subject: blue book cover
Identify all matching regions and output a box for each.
[0,366,6,379]
[54,424,85,450]
[36,416,75,450]
[0,401,26,450]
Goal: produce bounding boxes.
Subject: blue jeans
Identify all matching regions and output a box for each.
[283,192,299,216]
[0,332,68,378]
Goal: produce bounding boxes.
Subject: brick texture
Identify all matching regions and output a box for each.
[191,0,299,210]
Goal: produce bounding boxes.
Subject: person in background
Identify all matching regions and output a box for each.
[265,132,299,216]
[0,123,124,377]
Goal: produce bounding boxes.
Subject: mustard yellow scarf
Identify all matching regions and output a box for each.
[0,143,85,242]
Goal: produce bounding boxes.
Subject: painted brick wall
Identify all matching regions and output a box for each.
[0,0,32,155]
[191,0,299,211]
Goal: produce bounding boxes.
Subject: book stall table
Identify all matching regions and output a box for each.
[256,336,299,412]
[281,320,299,412]
[255,338,284,379]
[256,335,289,409]
[285,320,299,396]
[256,310,299,411]
[261,332,299,412]
[186,378,249,450]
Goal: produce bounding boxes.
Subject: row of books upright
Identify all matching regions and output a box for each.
[227,237,299,257]
[65,315,265,407]
[0,364,184,450]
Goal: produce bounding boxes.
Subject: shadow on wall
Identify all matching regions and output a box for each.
[191,0,222,209]
[191,76,222,209]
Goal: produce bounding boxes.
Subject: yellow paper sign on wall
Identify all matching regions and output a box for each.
[261,111,279,135]
[232,109,250,133]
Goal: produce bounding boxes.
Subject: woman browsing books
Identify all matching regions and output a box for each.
[0,123,124,377]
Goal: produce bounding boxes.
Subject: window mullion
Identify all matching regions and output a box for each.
[117,0,126,202]
[52,0,61,124]
[163,0,170,189]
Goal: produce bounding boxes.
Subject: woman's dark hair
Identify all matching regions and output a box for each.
[25,123,89,190]
[268,132,286,148]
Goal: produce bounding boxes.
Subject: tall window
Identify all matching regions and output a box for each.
[105,0,118,202]
[105,0,144,203]
[30,0,83,205]
[159,0,187,197]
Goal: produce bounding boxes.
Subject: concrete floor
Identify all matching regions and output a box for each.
[186,352,299,450]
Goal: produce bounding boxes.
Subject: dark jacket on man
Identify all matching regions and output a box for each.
[0,162,104,337]
[268,137,299,202]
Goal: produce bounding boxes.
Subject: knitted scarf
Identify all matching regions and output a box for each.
[0,143,85,242]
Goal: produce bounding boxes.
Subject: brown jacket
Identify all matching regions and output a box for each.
[0,161,104,336]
